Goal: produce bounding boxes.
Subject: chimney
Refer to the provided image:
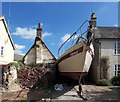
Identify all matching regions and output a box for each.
[89,12,97,28]
[37,23,42,39]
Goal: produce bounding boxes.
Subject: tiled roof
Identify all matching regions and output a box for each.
[94,27,120,39]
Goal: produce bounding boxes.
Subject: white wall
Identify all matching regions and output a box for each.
[0,19,14,65]
[100,39,120,80]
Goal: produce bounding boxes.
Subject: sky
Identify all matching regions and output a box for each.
[1,2,118,58]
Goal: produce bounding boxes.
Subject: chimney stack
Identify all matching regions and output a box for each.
[89,12,97,28]
[37,23,42,39]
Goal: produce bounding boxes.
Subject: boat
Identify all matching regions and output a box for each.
[57,13,97,80]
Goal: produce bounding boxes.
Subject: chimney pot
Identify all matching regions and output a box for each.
[91,12,95,18]
[37,23,42,39]
[89,12,97,28]
[39,23,41,28]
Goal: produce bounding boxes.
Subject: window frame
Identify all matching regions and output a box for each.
[114,64,120,76]
[114,42,120,55]
[1,46,4,56]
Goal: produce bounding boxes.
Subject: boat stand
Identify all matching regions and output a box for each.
[74,76,87,101]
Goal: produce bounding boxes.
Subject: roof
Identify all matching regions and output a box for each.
[94,27,120,39]
[23,36,57,61]
[14,54,24,61]
[0,15,15,50]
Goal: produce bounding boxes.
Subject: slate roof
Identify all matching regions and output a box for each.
[14,54,24,61]
[94,27,120,39]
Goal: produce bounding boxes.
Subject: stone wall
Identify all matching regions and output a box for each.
[36,41,43,63]
[17,63,56,89]
[42,44,56,64]
[88,40,100,82]
[24,46,36,64]
[23,39,56,65]
[2,64,21,91]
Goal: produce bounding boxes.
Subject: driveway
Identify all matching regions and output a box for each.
[2,84,120,101]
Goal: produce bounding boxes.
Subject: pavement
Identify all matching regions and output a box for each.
[1,84,120,101]
[55,90,82,100]
[0,85,2,102]
[82,85,120,101]
[0,90,2,102]
[50,84,83,101]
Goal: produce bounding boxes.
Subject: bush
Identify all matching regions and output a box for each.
[100,56,110,79]
[17,61,24,72]
[27,62,37,67]
[96,79,112,86]
[112,75,120,86]
[27,62,46,68]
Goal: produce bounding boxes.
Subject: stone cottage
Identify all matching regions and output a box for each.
[23,23,57,65]
[89,25,120,81]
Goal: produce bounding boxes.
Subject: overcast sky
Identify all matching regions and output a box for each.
[2,2,118,58]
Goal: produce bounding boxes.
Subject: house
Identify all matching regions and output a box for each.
[0,15,15,66]
[0,15,15,84]
[89,26,120,81]
[23,23,57,65]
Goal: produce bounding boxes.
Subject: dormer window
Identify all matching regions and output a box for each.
[114,42,120,55]
[1,46,4,56]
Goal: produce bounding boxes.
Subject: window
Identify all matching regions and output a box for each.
[114,42,120,55]
[1,46,3,56]
[114,64,120,76]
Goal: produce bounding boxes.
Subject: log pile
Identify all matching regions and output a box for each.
[17,66,56,89]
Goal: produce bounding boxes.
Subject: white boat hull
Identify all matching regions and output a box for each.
[58,41,94,79]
